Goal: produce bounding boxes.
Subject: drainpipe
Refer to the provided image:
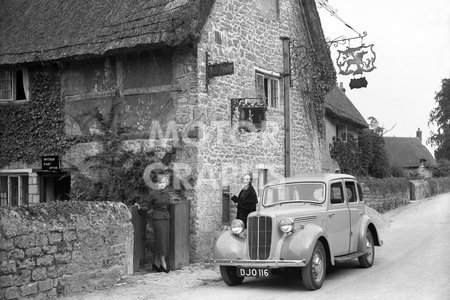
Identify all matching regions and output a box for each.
[280,36,291,177]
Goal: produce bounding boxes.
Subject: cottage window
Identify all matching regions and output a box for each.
[256,73,280,109]
[0,69,29,102]
[255,0,280,20]
[0,175,29,207]
[336,124,348,142]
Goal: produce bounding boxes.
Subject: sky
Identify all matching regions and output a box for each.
[317,0,450,156]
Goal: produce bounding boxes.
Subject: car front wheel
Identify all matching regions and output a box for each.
[220,266,244,286]
[301,241,326,290]
[358,230,375,268]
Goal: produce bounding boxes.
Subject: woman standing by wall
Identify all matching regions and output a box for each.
[231,173,258,228]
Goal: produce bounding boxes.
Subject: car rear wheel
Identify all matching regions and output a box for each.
[301,241,326,290]
[220,266,244,286]
[358,230,375,268]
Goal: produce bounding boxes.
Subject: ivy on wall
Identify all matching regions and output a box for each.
[330,129,390,178]
[69,92,182,204]
[309,47,336,136]
[296,0,337,137]
[0,65,86,168]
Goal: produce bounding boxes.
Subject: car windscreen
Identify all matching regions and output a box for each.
[263,182,325,206]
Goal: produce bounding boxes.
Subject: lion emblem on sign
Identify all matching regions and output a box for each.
[336,44,376,76]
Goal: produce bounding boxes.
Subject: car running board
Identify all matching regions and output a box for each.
[334,252,365,262]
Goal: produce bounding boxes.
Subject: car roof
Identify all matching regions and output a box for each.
[264,173,356,187]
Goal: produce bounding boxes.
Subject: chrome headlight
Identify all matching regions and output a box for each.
[231,219,245,235]
[279,217,294,233]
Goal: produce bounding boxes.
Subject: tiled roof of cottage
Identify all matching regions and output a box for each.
[0,0,214,65]
[383,137,437,168]
[324,86,368,128]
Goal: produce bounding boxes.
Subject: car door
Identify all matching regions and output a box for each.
[345,180,363,253]
[327,180,351,256]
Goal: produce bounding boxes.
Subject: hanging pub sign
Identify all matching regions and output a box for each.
[42,155,60,171]
[349,77,368,89]
[336,44,376,76]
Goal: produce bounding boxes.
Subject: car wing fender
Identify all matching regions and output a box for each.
[280,223,334,265]
[213,229,246,260]
[357,215,383,252]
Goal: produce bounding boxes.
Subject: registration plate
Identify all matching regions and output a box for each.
[237,268,271,277]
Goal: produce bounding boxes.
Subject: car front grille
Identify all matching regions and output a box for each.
[248,215,272,260]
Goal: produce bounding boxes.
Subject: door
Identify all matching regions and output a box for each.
[40,173,71,202]
[327,180,351,256]
[345,180,363,253]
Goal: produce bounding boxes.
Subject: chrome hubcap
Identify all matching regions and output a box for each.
[311,249,324,282]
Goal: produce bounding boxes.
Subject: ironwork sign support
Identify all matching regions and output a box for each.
[288,39,315,86]
[326,31,367,48]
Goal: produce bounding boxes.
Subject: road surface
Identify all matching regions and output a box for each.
[65,193,450,300]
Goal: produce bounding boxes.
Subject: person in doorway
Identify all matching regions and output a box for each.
[144,174,172,273]
[231,173,258,228]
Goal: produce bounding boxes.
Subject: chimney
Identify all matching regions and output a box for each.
[416,128,422,143]
[339,82,346,94]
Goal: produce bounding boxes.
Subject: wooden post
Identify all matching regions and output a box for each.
[281,36,291,177]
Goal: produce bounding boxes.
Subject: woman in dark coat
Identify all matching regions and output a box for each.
[231,173,258,228]
[142,175,172,273]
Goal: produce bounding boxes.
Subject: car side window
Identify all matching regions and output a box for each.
[357,182,364,202]
[345,181,357,203]
[330,182,344,204]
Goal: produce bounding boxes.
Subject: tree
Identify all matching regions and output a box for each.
[429,78,450,160]
[367,116,396,136]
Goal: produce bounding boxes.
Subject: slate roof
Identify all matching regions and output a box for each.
[0,0,215,65]
[324,86,368,128]
[383,137,437,168]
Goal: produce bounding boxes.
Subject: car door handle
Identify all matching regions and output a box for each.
[329,213,335,218]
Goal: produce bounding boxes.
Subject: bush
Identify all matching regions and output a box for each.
[433,159,450,177]
[330,129,390,178]
[390,164,405,177]
[361,177,410,196]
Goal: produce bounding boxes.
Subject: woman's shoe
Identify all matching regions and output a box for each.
[152,264,160,272]
[158,266,170,273]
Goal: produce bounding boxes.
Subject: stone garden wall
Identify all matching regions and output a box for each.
[0,201,133,300]
[409,177,450,200]
[359,178,410,213]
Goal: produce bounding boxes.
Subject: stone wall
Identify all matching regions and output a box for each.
[409,177,450,200]
[0,201,133,299]
[359,178,410,213]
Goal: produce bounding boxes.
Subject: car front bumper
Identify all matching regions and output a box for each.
[213,258,307,268]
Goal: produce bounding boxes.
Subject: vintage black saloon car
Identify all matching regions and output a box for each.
[213,173,382,290]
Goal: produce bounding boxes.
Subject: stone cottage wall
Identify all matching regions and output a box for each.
[0,202,133,299]
[188,0,324,260]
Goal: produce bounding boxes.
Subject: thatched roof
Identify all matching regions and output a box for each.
[0,0,215,65]
[384,137,437,168]
[325,86,368,128]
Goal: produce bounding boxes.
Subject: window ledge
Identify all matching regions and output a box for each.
[0,99,28,105]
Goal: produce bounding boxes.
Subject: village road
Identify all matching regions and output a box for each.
[65,193,450,300]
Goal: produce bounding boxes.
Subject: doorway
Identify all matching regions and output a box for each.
[39,173,71,202]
